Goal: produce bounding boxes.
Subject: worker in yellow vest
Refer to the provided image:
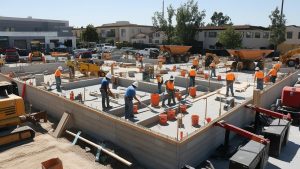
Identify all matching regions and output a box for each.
[189,66,197,87]
[209,61,217,77]
[268,67,277,83]
[54,66,63,92]
[226,70,235,97]
[254,67,264,90]
[162,76,176,106]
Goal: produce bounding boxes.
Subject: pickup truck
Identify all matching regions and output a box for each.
[137,48,160,58]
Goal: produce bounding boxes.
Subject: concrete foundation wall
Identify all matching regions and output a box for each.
[175,76,223,91]
[0,62,67,74]
[62,78,102,90]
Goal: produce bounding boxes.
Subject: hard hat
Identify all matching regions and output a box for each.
[58,66,63,70]
[106,73,112,79]
[132,81,138,88]
[169,76,175,81]
[255,67,260,71]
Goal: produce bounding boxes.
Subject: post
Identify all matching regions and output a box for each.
[253,89,262,107]
[204,97,208,120]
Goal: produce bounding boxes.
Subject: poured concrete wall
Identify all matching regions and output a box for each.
[0,62,67,74]
[62,78,102,90]
[175,76,223,91]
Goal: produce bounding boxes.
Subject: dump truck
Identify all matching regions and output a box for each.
[227,49,274,71]
[0,81,47,146]
[159,45,192,64]
[279,48,300,67]
[204,53,220,67]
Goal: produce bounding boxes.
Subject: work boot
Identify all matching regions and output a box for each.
[107,105,113,109]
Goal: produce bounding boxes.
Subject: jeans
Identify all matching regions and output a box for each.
[124,97,133,119]
[55,77,62,92]
[256,79,264,90]
[100,89,110,109]
[270,76,277,83]
[211,68,216,77]
[162,90,176,106]
[226,81,234,96]
[189,76,195,87]
[158,84,162,94]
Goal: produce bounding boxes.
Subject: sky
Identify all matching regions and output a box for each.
[0,0,299,27]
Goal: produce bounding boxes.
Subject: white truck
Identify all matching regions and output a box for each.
[137,48,160,58]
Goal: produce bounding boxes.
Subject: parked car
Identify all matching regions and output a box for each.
[74,51,93,60]
[4,49,20,62]
[138,48,160,58]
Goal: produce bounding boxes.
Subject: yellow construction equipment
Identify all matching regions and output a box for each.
[159,45,192,64]
[66,60,107,78]
[279,48,300,67]
[29,41,45,62]
[0,81,47,146]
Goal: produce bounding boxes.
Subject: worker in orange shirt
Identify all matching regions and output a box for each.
[209,61,217,77]
[162,76,176,106]
[54,66,63,92]
[226,70,235,97]
[274,61,281,71]
[268,67,277,83]
[254,67,264,90]
[189,66,197,87]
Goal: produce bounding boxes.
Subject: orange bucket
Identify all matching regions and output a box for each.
[204,73,209,80]
[180,104,187,113]
[189,87,196,98]
[175,92,182,101]
[217,75,222,81]
[206,117,212,123]
[159,114,168,125]
[41,158,63,169]
[192,115,199,126]
[167,109,176,120]
[151,93,160,107]
[264,76,270,83]
[181,70,186,77]
[133,105,138,114]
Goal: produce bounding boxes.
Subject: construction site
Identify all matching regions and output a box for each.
[0,43,300,169]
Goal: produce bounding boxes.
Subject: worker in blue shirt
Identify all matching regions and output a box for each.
[124,82,141,119]
[100,73,114,110]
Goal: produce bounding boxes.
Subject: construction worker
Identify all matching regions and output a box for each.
[139,54,144,69]
[274,61,281,71]
[254,67,264,90]
[100,73,114,110]
[124,82,141,119]
[162,76,176,106]
[54,66,63,92]
[193,58,199,70]
[226,70,235,97]
[209,61,217,77]
[156,74,164,94]
[268,67,277,83]
[189,66,196,87]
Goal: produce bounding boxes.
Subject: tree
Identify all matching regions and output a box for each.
[269,7,286,50]
[218,26,242,49]
[152,5,175,44]
[82,24,99,42]
[175,0,206,45]
[209,12,232,26]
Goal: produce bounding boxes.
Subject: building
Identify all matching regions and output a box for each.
[196,25,271,49]
[284,25,300,44]
[131,31,165,44]
[0,16,76,50]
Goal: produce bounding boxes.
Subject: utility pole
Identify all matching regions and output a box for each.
[280,0,285,24]
[162,0,165,18]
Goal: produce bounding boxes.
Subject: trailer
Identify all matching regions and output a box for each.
[159,45,192,64]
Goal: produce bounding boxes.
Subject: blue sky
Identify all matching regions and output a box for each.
[0,0,298,27]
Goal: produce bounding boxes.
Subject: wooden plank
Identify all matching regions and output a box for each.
[53,112,71,138]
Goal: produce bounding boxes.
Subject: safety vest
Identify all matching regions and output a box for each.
[274,63,281,70]
[255,71,264,79]
[166,81,175,91]
[193,59,199,66]
[226,72,235,81]
[55,69,62,77]
[189,69,196,77]
[269,69,277,77]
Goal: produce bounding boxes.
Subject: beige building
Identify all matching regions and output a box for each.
[196,25,271,49]
[284,25,300,44]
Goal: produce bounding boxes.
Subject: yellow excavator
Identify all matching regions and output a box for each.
[280,48,300,67]
[66,60,107,79]
[0,81,47,146]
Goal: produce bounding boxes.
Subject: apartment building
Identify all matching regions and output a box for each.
[0,16,76,50]
[196,25,271,49]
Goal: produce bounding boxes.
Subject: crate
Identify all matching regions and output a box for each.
[41,158,63,169]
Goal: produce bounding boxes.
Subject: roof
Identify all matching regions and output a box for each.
[0,16,68,25]
[96,21,153,28]
[198,25,269,31]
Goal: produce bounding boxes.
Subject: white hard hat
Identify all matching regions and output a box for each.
[255,67,260,71]
[106,73,112,79]
[132,81,138,88]
[58,66,63,70]
[169,76,175,81]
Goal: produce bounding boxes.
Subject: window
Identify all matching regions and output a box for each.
[155,32,160,37]
[240,32,244,38]
[246,32,251,38]
[208,32,217,38]
[138,40,144,44]
[121,29,126,37]
[149,39,153,43]
[263,32,269,39]
[155,40,159,44]
[204,32,207,37]
[298,32,300,39]
[254,32,261,38]
[287,32,293,39]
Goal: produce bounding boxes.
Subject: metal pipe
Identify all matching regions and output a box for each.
[65,130,132,166]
